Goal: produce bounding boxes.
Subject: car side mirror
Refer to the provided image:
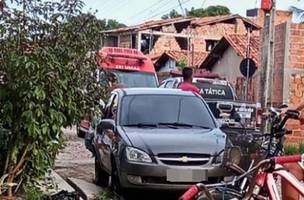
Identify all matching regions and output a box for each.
[97,119,115,133]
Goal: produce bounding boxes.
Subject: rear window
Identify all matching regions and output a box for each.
[194,81,234,100]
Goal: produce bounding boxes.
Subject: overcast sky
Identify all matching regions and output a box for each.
[82,0,303,25]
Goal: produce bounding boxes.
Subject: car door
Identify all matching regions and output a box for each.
[95,93,118,172]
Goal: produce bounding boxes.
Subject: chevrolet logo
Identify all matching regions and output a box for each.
[179,156,189,163]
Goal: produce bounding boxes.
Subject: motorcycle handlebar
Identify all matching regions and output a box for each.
[271,154,302,164]
[179,185,199,200]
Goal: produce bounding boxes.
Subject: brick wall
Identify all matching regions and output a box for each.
[286,74,304,144]
[150,25,182,54]
[271,23,287,105]
[289,24,304,69]
[250,9,292,27]
[284,24,304,144]
[151,36,181,54]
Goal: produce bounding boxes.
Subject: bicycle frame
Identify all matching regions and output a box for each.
[255,164,304,200]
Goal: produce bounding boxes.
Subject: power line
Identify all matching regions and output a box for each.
[130,0,173,24]
[178,0,185,16]
[201,0,207,8]
[101,0,129,17]
[127,0,168,20]
[141,0,192,22]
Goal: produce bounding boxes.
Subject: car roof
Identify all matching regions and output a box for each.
[167,77,229,86]
[114,88,196,96]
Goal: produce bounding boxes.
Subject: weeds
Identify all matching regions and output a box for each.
[95,189,117,200]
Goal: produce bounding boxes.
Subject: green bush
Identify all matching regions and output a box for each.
[284,145,299,155]
[95,189,117,200]
[284,143,304,155]
[24,185,44,200]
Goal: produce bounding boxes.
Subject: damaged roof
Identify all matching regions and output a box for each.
[102,14,261,34]
[152,50,208,70]
[191,14,261,30]
[200,34,260,69]
[102,16,193,34]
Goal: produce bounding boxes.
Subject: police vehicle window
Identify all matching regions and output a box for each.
[165,80,174,88]
[159,81,167,88]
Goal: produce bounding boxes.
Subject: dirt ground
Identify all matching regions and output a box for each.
[53,127,180,200]
[54,127,94,183]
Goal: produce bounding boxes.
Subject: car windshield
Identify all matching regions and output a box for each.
[120,95,216,129]
[111,70,157,88]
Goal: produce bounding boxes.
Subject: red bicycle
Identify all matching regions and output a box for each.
[180,109,302,200]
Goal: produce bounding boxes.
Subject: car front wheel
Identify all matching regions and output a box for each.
[95,157,109,187]
[111,163,121,192]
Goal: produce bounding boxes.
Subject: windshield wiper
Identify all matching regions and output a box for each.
[123,123,158,128]
[158,122,211,129]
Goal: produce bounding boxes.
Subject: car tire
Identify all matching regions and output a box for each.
[95,157,109,187]
[111,161,123,196]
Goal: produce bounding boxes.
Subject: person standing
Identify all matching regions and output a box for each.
[178,67,200,95]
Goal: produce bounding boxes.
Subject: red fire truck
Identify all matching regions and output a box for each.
[77,47,158,137]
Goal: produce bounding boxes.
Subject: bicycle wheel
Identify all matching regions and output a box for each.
[195,188,241,200]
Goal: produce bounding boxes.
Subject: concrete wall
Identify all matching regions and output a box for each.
[212,46,243,85]
[158,59,177,73]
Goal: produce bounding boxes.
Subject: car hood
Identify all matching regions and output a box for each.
[122,127,226,156]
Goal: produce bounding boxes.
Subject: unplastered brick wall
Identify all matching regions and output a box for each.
[151,25,181,54]
[188,23,239,52]
[286,74,304,144]
[289,24,304,69]
[151,36,181,54]
[285,24,304,144]
[271,23,287,105]
[249,9,292,28]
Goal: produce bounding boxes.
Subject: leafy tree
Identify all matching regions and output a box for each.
[187,5,230,17]
[161,9,182,19]
[290,6,304,22]
[0,0,112,197]
[104,19,126,30]
[161,5,230,19]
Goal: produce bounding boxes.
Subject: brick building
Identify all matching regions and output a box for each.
[199,34,260,101]
[102,14,261,66]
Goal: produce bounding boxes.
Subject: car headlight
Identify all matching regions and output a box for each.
[125,147,152,163]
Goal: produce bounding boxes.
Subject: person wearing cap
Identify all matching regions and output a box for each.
[178,67,200,95]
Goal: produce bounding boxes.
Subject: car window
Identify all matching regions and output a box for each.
[165,80,174,88]
[120,95,215,128]
[159,81,167,88]
[105,94,117,119]
[194,81,234,100]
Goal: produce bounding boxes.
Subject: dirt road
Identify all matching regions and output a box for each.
[53,127,181,200]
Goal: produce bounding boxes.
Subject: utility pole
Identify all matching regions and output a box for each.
[178,0,186,16]
[260,0,276,132]
[244,27,252,101]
